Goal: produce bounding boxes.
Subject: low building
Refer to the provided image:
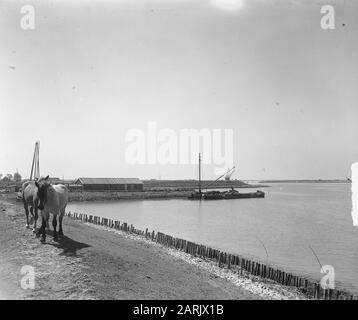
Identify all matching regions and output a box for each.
[67,184,84,192]
[74,177,143,192]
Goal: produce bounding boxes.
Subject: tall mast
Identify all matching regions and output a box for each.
[30,141,40,180]
[36,141,40,179]
[30,146,35,181]
[198,153,201,194]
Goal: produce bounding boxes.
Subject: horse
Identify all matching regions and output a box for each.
[21,175,49,232]
[36,181,69,243]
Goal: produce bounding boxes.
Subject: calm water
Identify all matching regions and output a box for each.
[68,183,358,294]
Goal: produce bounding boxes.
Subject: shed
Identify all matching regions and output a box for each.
[74,177,143,192]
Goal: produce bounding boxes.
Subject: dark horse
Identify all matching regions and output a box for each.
[22,175,49,232]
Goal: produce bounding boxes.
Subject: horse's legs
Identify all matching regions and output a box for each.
[58,208,65,236]
[32,206,38,233]
[52,214,58,241]
[29,206,34,224]
[39,211,49,243]
[24,204,30,229]
[36,213,42,238]
[39,216,46,242]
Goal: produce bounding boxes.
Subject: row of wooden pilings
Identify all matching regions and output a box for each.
[65,211,356,300]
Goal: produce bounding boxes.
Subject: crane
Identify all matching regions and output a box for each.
[224,166,236,181]
[203,166,235,190]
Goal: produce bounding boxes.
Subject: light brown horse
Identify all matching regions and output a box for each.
[36,182,69,243]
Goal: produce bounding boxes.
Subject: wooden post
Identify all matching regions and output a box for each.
[316,283,320,300]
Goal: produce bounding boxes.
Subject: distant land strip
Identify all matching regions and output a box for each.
[142,180,267,190]
[259,179,351,183]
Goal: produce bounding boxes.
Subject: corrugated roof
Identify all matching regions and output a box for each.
[76,178,143,185]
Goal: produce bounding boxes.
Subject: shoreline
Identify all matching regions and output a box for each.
[85,222,307,300]
[65,211,357,300]
[67,186,269,202]
[68,190,192,202]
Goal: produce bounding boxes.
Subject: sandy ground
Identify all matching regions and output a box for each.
[0,195,263,300]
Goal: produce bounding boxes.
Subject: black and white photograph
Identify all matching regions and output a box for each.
[0,0,357,307]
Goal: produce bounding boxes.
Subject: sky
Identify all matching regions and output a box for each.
[0,0,357,180]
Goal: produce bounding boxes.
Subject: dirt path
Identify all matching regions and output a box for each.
[0,196,260,300]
